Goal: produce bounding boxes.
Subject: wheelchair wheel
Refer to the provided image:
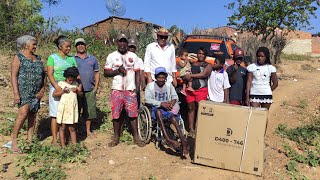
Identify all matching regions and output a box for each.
[137,105,152,143]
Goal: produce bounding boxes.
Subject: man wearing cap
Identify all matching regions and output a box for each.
[144,28,177,86]
[104,34,144,147]
[145,67,189,156]
[226,48,248,105]
[74,38,100,137]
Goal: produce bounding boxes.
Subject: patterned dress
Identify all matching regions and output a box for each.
[17,53,44,112]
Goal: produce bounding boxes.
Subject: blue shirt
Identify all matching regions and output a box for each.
[75,54,99,91]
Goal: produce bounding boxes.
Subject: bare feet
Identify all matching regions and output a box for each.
[182,146,190,157]
[133,138,146,147]
[11,146,21,154]
[108,137,120,147]
[188,129,196,138]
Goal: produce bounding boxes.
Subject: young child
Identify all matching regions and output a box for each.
[246,47,278,109]
[177,49,193,96]
[208,57,231,103]
[145,67,189,157]
[53,67,83,148]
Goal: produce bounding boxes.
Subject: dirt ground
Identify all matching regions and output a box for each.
[1,54,320,180]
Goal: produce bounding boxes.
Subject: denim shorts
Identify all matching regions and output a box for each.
[151,106,180,121]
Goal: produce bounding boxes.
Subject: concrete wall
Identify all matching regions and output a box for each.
[283,39,312,55]
[282,30,312,55]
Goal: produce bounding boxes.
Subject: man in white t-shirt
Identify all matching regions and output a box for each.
[144,28,177,86]
[104,33,145,147]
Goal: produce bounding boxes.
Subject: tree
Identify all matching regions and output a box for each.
[227,0,319,41]
[227,0,319,64]
[0,0,45,46]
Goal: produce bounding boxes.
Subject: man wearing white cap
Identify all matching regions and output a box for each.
[74,38,100,137]
[104,34,145,147]
[144,28,177,86]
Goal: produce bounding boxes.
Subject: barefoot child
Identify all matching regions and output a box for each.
[145,67,189,156]
[177,49,193,96]
[208,57,231,103]
[53,67,83,148]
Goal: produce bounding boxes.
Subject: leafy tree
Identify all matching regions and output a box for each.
[227,0,319,41]
[0,0,45,47]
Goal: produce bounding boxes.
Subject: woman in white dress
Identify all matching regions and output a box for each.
[245,47,278,109]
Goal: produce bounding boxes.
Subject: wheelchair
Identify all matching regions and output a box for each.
[137,104,187,151]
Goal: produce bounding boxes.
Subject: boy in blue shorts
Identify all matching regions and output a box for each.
[145,67,189,157]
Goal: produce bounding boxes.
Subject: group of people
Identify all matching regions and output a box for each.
[10,27,278,157]
[11,35,100,151]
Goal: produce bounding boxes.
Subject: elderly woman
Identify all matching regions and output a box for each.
[11,35,46,152]
[47,35,77,144]
[183,47,213,138]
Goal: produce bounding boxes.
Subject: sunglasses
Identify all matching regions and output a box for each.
[76,42,85,46]
[158,35,168,40]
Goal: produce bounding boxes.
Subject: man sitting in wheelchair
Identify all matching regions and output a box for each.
[145,67,189,156]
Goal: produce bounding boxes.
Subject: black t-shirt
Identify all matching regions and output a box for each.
[191,62,209,90]
[226,65,247,101]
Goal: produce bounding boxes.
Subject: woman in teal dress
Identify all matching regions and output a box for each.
[11,35,46,152]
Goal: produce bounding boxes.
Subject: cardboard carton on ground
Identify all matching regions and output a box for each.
[193,101,268,176]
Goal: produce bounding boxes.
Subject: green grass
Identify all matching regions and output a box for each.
[281,53,312,61]
[301,64,315,71]
[297,99,309,109]
[276,112,320,179]
[15,138,89,179]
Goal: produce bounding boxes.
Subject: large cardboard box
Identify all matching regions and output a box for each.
[193,101,268,176]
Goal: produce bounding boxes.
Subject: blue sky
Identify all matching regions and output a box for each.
[41,0,320,34]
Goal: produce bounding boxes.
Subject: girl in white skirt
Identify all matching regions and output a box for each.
[53,67,83,148]
[246,47,278,109]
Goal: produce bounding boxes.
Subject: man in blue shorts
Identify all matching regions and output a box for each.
[145,67,189,156]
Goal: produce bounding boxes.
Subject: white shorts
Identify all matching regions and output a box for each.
[49,84,61,117]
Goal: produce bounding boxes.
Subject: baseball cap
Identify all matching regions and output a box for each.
[128,39,137,47]
[117,33,128,41]
[155,67,167,76]
[74,38,86,45]
[233,48,244,58]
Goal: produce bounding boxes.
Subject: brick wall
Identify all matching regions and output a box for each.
[312,37,320,55]
[83,18,154,40]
